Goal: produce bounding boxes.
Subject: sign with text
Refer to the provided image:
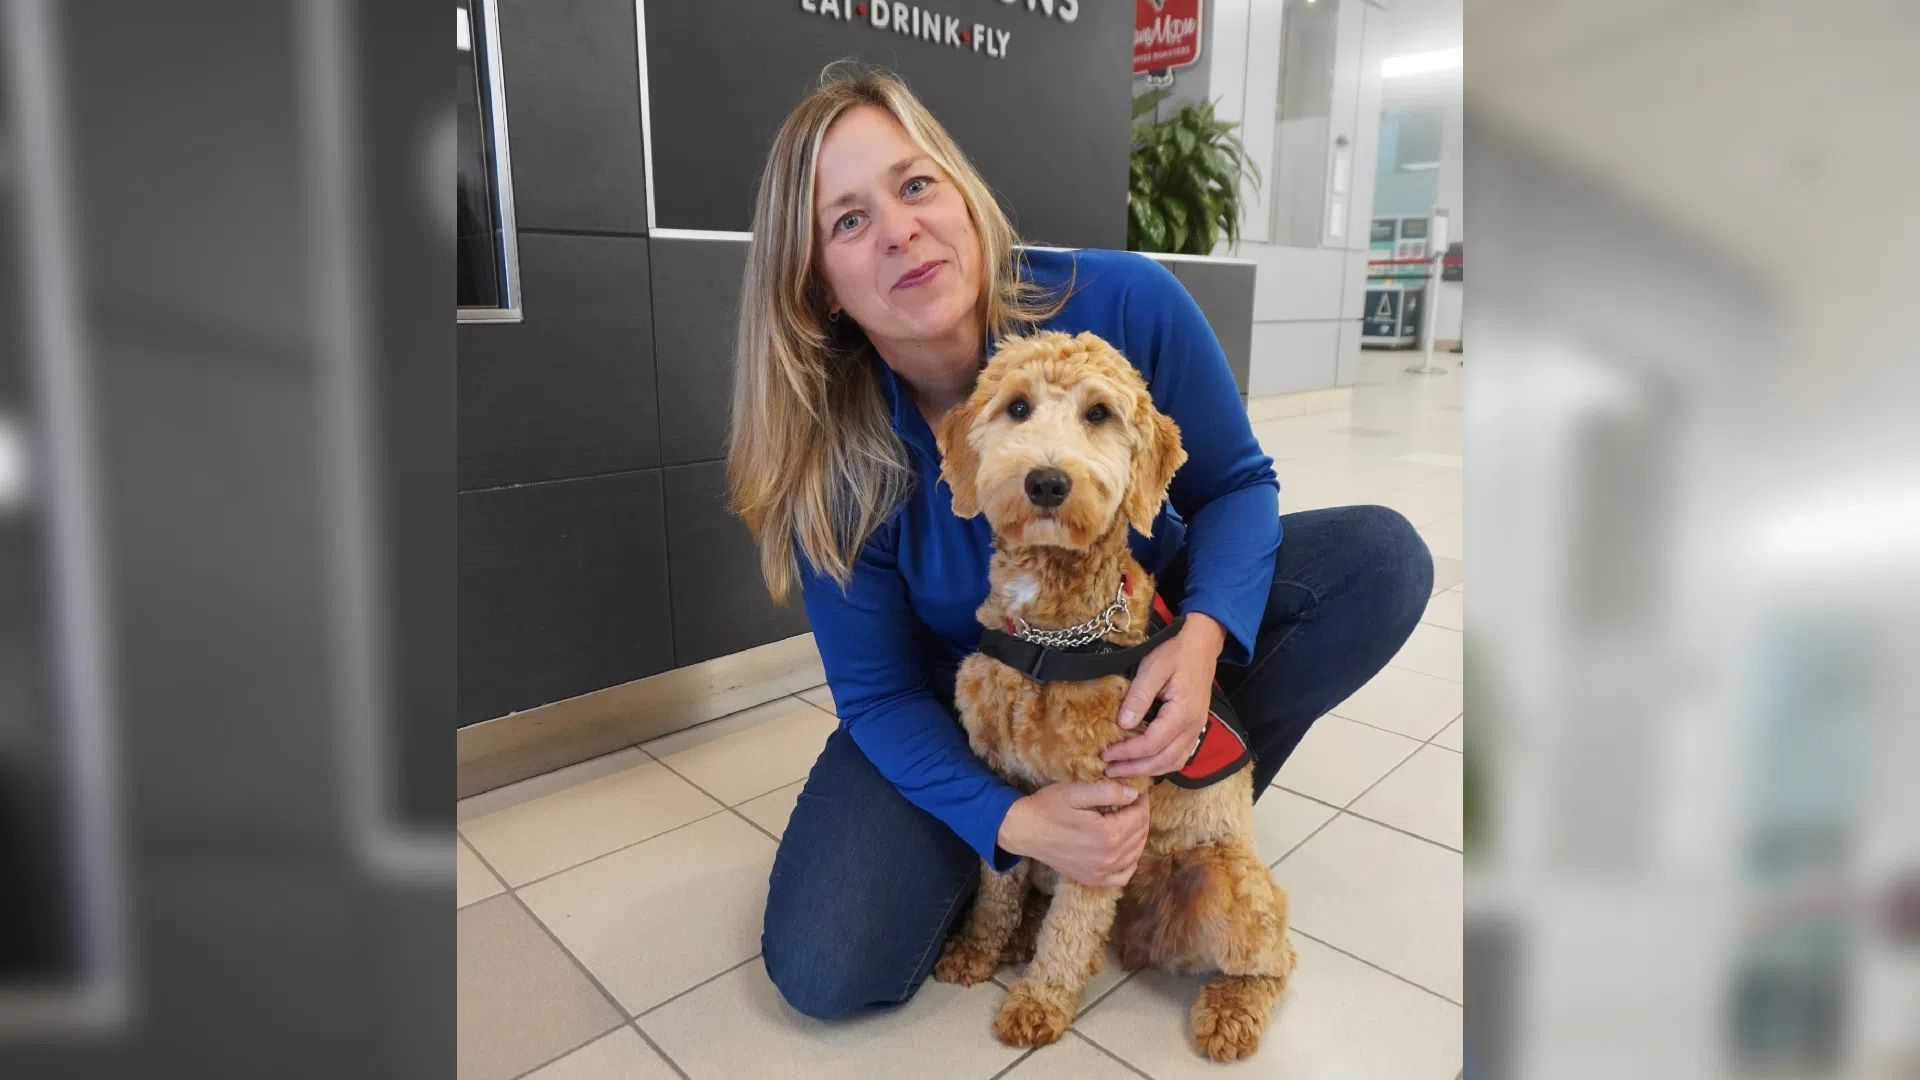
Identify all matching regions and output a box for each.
[798,0,1082,60]
[1134,0,1202,75]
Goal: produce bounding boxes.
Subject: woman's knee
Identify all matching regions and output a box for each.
[1344,504,1434,613]
[762,946,861,1021]
[762,921,899,1021]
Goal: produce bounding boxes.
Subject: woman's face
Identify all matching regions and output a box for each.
[811,105,983,351]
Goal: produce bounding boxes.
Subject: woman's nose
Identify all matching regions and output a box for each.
[872,203,917,251]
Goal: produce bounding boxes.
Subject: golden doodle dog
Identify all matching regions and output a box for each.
[930,331,1296,1061]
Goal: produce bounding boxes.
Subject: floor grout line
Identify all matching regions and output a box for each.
[1068,1029,1159,1080]
[1289,927,1462,1007]
[636,953,764,1019]
[1421,711,1466,751]
[1265,795,1346,868]
[1384,659,1462,685]
[1326,708,1456,745]
[1271,753,1463,856]
[641,740,800,848]
[500,1020,629,1080]
[627,1020,694,1080]
[497,888,654,1070]
[984,1046,1039,1080]
[1073,967,1141,1021]
[499,805,732,892]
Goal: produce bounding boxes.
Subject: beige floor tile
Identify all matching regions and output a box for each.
[1350,746,1463,850]
[460,751,722,886]
[1421,586,1465,631]
[458,896,622,1080]
[1002,1032,1143,1079]
[1253,787,1339,865]
[995,943,1131,1013]
[1377,481,1461,529]
[737,781,804,840]
[640,960,1024,1080]
[1390,623,1463,682]
[1273,715,1422,806]
[1430,716,1463,752]
[796,685,836,713]
[1429,556,1465,595]
[1272,815,1463,1000]
[1330,665,1463,741]
[644,696,837,805]
[1420,526,1464,562]
[522,1027,678,1080]
[457,837,505,908]
[460,747,652,821]
[519,813,776,1016]
[1075,935,1461,1078]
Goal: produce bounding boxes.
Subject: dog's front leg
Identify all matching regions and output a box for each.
[933,859,1031,987]
[993,880,1119,1047]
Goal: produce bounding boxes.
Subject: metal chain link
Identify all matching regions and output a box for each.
[1011,581,1130,648]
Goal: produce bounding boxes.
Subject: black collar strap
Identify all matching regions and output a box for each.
[976,612,1186,684]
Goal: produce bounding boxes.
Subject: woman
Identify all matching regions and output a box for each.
[728,71,1432,1020]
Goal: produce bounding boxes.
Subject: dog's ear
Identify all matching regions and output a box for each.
[1123,393,1187,536]
[936,396,984,519]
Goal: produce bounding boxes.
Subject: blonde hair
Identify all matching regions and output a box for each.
[728,66,1063,603]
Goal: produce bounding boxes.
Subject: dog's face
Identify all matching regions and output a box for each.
[938,331,1186,549]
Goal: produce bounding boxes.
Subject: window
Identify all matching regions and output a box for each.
[1269,0,1340,247]
[458,0,522,322]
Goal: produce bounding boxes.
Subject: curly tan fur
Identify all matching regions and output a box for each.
[929,332,1295,1061]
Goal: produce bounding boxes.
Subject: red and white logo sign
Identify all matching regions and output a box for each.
[1134,0,1203,75]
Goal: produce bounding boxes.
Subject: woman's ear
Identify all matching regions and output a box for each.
[937,398,983,519]
[1123,397,1187,536]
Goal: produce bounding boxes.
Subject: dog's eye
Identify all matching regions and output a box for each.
[1006,398,1031,421]
[1084,403,1110,424]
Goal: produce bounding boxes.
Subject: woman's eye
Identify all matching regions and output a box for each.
[1084,403,1110,424]
[834,212,862,235]
[903,177,932,197]
[1006,398,1031,421]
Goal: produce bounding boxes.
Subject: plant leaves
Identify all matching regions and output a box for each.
[1127,100,1257,254]
[1132,89,1170,119]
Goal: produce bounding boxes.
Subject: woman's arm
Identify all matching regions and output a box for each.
[798,524,1025,869]
[1126,258,1282,667]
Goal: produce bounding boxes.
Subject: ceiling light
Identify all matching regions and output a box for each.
[1382,47,1462,79]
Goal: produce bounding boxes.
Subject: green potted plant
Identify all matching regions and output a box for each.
[1127,90,1262,255]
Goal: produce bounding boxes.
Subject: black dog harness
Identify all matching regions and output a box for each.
[975,576,1253,790]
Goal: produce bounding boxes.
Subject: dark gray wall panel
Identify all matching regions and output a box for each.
[650,236,747,466]
[459,470,673,726]
[458,233,658,490]
[1170,260,1256,396]
[662,462,810,668]
[496,0,648,233]
[641,2,1132,248]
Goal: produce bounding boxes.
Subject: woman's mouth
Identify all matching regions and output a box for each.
[892,260,944,291]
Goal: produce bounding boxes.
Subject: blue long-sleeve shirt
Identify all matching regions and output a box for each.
[798,248,1280,869]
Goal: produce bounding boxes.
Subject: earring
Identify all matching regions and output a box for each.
[828,309,841,322]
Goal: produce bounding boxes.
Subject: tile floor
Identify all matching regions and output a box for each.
[458,351,1464,1079]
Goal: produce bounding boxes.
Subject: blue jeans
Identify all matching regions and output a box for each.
[762,504,1434,1019]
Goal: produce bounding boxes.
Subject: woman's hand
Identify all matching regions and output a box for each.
[996,780,1150,887]
[1103,612,1227,779]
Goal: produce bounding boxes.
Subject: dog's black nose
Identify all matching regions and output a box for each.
[1024,467,1071,508]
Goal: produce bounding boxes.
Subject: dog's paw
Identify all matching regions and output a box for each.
[1190,982,1273,1062]
[992,985,1072,1048]
[933,936,1000,987]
